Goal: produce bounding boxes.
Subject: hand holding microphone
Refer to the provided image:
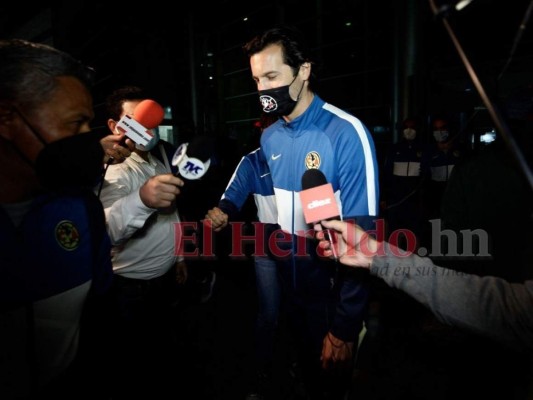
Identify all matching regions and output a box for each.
[101,133,133,164]
[300,169,341,260]
[316,219,379,268]
[105,99,165,164]
[115,99,165,149]
[106,99,165,165]
[137,135,214,212]
[139,173,184,209]
[112,99,185,208]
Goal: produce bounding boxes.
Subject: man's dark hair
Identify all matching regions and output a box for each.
[243,26,314,80]
[105,86,146,121]
[0,39,95,111]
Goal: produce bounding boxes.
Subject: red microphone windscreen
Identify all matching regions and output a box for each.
[133,99,165,129]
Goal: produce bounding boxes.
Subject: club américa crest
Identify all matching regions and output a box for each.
[55,220,80,251]
[305,151,321,169]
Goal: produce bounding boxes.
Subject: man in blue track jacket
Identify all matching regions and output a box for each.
[244,26,380,399]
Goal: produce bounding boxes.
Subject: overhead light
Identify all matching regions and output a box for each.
[455,0,474,11]
[431,0,476,17]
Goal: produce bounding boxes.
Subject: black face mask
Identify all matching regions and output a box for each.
[35,132,104,191]
[15,108,104,191]
[258,74,304,116]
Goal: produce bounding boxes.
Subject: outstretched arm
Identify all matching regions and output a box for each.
[316,219,533,351]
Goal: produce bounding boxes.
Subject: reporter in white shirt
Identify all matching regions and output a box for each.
[97,86,186,397]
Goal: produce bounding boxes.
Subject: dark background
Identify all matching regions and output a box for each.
[2,2,532,399]
[1,0,532,152]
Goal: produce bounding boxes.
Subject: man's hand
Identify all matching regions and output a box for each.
[320,331,354,370]
[100,133,134,164]
[204,207,229,232]
[315,220,379,269]
[139,174,184,209]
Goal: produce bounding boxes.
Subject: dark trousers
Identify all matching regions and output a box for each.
[110,268,179,399]
[276,254,362,400]
[254,255,281,374]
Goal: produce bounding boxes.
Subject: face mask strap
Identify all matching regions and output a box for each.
[12,107,48,147]
[288,73,298,87]
[7,139,35,169]
[288,66,306,102]
[6,107,48,168]
[294,77,305,102]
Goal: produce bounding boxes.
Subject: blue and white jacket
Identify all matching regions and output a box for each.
[0,190,113,396]
[260,95,379,341]
[220,147,277,225]
[261,95,379,234]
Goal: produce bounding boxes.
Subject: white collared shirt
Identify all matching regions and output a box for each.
[98,150,183,279]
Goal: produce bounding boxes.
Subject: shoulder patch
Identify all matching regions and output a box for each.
[55,220,80,251]
[305,151,321,169]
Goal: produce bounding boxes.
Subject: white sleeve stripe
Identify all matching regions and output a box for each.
[220,156,247,201]
[322,103,377,216]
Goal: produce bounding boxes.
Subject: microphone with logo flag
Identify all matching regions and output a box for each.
[115,99,165,147]
[99,99,165,197]
[300,168,340,260]
[171,136,215,250]
[171,135,214,180]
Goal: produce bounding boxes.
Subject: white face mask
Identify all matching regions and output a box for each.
[114,125,160,152]
[403,128,416,140]
[433,130,449,142]
[135,129,160,151]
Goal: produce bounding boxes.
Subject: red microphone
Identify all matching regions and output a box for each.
[116,99,165,146]
[133,99,165,129]
[300,169,340,260]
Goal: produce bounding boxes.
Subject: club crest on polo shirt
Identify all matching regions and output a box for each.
[305,151,321,169]
[55,220,80,251]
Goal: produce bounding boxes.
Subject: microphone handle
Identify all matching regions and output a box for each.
[105,136,128,166]
[118,135,128,148]
[322,226,338,261]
